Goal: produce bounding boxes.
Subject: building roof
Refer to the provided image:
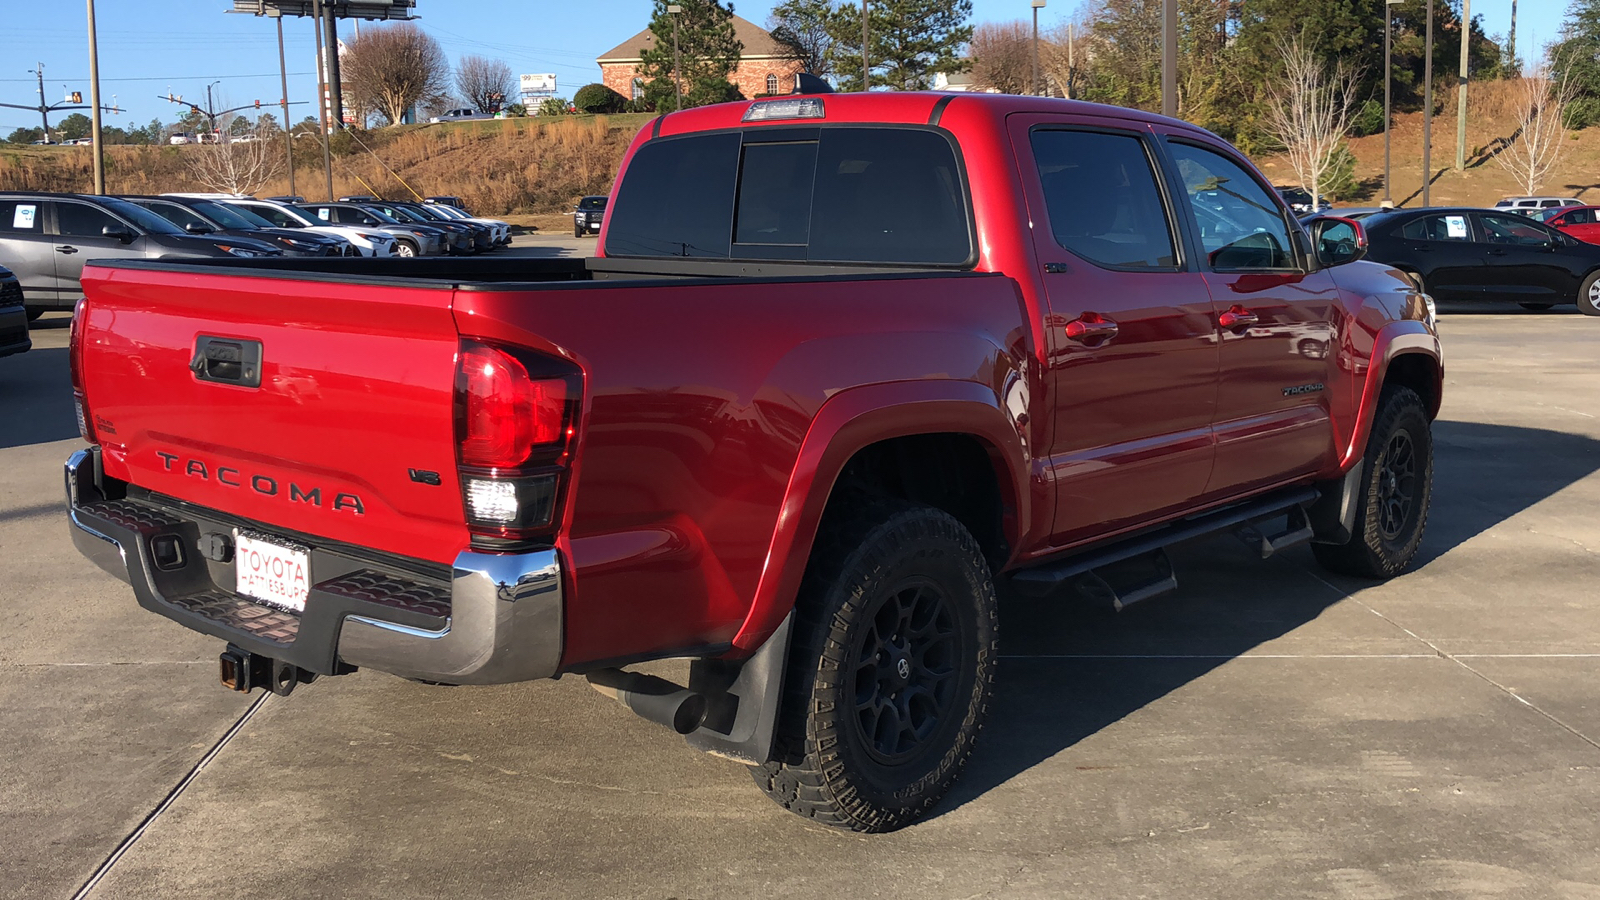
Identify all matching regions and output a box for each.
[597,14,792,63]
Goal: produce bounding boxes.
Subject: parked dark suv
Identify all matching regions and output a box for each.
[0,192,282,319]
[574,195,607,237]
[119,195,354,257]
[0,264,28,358]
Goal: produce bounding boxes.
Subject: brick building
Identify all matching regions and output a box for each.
[597,15,806,102]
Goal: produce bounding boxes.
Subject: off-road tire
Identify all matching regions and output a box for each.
[1313,386,1433,578]
[750,500,998,832]
[1579,270,1600,316]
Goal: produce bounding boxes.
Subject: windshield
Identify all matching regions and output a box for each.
[99,197,184,235]
[241,202,311,228]
[430,205,469,219]
[382,206,429,223]
[192,200,268,230]
[579,197,607,211]
[355,206,402,224]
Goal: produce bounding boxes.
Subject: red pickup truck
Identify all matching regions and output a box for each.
[66,90,1441,832]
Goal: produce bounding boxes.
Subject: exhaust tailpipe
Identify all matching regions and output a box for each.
[586,668,709,735]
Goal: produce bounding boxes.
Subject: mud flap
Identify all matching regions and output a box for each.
[683,612,794,765]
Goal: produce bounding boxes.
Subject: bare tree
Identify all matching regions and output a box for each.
[1040,19,1090,99]
[1495,67,1576,195]
[341,22,452,126]
[456,54,516,114]
[970,21,1032,94]
[185,124,282,195]
[1261,34,1364,209]
[768,0,836,78]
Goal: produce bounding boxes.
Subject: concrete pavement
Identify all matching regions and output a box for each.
[1,304,1596,899]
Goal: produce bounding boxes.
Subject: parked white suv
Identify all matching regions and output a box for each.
[1495,196,1583,216]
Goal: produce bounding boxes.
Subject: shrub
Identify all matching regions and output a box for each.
[1564,96,1600,131]
[537,97,572,117]
[574,83,626,114]
[1350,98,1385,137]
[1320,143,1359,201]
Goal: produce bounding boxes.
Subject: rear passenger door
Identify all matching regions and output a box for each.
[1159,137,1338,498]
[1392,212,1484,300]
[0,198,61,305]
[1009,116,1221,545]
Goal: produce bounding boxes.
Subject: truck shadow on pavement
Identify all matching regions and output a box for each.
[936,418,1600,821]
[0,347,79,450]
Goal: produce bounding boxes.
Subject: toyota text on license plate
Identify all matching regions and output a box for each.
[234,533,311,612]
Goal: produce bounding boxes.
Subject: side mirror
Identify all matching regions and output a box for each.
[101,224,135,243]
[184,222,214,235]
[1309,216,1368,267]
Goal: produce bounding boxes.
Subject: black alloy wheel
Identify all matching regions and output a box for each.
[850,579,961,764]
[1375,431,1418,542]
[1313,385,1432,578]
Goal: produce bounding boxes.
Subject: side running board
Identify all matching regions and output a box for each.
[1010,486,1320,607]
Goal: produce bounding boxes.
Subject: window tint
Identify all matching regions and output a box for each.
[605,128,972,265]
[141,201,208,230]
[1030,130,1177,269]
[1399,214,1472,242]
[605,132,741,258]
[245,204,300,227]
[1570,209,1595,225]
[56,202,124,237]
[0,200,42,233]
[578,197,607,211]
[1481,213,1555,246]
[735,141,817,247]
[1169,142,1296,269]
[809,129,969,264]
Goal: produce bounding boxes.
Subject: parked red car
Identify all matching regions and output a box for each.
[66,90,1441,831]
[1539,205,1600,244]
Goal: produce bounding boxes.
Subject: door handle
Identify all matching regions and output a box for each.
[55,245,79,254]
[1218,305,1260,331]
[1487,248,1509,256]
[1064,313,1119,344]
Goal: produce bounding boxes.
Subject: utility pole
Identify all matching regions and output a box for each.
[1161,0,1177,117]
[1067,22,1075,99]
[1423,0,1434,206]
[311,0,335,200]
[1508,0,1517,72]
[34,64,49,139]
[1384,0,1396,204]
[1031,0,1045,96]
[278,15,295,199]
[1455,0,1470,171]
[87,0,106,193]
[668,4,683,112]
[862,0,870,91]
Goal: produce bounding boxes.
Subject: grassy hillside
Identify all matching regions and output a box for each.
[6,85,1597,216]
[0,113,654,216]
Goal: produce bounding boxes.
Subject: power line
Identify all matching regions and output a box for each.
[0,72,313,84]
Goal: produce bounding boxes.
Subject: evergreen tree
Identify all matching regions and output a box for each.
[829,0,974,91]
[56,113,92,141]
[769,0,839,79]
[1553,0,1600,104]
[6,127,44,144]
[637,0,743,110]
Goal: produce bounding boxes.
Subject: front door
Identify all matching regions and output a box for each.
[49,200,149,302]
[1011,117,1221,546]
[0,198,64,307]
[1160,139,1339,498]
[1475,211,1579,303]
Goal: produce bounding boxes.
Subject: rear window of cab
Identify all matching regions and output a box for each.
[603,127,973,266]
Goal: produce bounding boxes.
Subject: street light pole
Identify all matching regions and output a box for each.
[667,4,683,112]
[86,0,105,193]
[277,15,296,199]
[310,0,335,200]
[862,0,870,92]
[1384,0,1395,204]
[1455,0,1470,171]
[1161,0,1177,117]
[1031,0,1045,96]
[33,64,49,140]
[1423,0,1434,207]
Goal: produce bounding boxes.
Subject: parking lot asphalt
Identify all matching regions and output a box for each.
[1,302,1596,899]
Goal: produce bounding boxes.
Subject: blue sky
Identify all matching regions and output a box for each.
[0,0,1563,135]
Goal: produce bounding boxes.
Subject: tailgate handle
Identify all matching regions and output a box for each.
[191,337,262,388]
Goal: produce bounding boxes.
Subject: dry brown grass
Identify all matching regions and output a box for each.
[0,114,648,215]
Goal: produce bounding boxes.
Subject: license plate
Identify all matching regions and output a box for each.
[234,532,311,612]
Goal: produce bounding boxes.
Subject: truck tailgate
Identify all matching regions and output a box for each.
[79,265,467,565]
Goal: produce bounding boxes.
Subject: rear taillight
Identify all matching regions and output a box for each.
[69,299,97,444]
[454,339,581,550]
